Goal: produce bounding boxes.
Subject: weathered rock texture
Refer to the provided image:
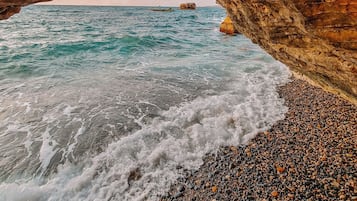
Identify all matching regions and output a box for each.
[220,16,239,35]
[180,3,196,10]
[0,0,50,20]
[217,0,357,104]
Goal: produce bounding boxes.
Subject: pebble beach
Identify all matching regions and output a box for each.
[161,77,357,201]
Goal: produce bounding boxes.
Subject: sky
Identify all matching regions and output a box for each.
[39,0,218,7]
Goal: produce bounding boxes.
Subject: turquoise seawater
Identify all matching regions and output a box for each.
[0,6,290,201]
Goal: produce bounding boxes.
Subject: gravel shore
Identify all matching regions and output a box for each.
[161,78,357,201]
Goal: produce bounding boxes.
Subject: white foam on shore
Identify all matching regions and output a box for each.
[0,61,290,201]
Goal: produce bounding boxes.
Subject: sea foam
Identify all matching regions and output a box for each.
[0,61,290,201]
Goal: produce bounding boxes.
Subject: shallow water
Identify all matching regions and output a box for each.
[0,6,290,201]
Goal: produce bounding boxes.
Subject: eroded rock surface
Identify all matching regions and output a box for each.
[217,0,357,104]
[0,0,50,20]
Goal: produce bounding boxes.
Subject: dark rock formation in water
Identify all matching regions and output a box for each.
[180,3,196,10]
[0,0,50,20]
[217,0,357,104]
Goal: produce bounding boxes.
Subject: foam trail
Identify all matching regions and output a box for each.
[66,118,85,157]
[38,127,59,176]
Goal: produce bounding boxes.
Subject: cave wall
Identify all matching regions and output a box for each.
[217,0,357,104]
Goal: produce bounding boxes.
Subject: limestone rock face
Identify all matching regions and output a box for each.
[0,0,50,20]
[180,3,196,10]
[220,16,239,35]
[217,0,357,104]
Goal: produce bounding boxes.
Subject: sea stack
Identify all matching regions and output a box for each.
[220,16,239,35]
[217,0,357,104]
[180,3,196,10]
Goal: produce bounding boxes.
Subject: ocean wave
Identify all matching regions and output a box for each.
[0,6,291,201]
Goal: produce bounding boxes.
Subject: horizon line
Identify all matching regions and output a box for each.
[35,4,221,7]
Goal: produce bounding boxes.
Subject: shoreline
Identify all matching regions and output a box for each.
[161,77,357,200]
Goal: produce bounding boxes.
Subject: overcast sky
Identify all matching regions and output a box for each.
[39,0,218,7]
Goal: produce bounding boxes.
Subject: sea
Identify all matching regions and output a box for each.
[0,5,291,201]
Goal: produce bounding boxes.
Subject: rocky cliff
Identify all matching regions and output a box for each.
[217,0,357,104]
[0,0,49,20]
